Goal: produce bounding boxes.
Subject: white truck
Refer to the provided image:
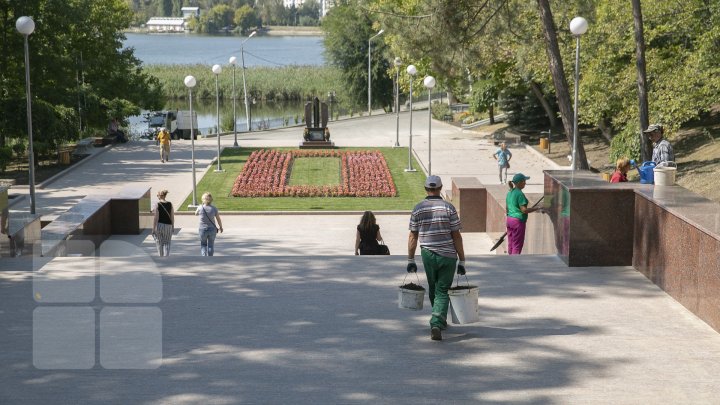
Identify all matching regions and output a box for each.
[143,110,197,140]
[172,110,198,140]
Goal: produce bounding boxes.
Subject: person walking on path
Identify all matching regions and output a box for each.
[506,173,543,255]
[493,142,512,184]
[152,189,174,256]
[407,175,466,341]
[195,192,223,256]
[355,211,385,255]
[644,124,674,166]
[158,127,171,163]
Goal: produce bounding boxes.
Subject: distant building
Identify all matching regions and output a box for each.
[146,17,186,32]
[283,0,334,17]
[181,7,200,20]
[321,0,334,16]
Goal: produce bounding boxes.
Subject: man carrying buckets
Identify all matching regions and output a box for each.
[644,124,674,166]
[407,175,466,341]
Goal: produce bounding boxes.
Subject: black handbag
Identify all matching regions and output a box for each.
[376,241,390,255]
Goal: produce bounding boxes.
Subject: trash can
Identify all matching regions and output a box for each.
[59,150,71,165]
[539,137,548,150]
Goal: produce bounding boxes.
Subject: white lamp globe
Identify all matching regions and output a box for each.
[229,56,237,65]
[569,17,588,36]
[394,57,402,67]
[212,64,222,74]
[184,75,196,88]
[16,16,35,35]
[423,76,436,89]
[407,65,417,76]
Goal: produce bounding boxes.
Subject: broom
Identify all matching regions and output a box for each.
[490,196,545,251]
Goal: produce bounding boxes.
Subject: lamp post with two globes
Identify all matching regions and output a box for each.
[424,76,436,176]
[211,64,224,172]
[184,75,198,208]
[570,16,588,171]
[16,16,36,215]
[404,64,417,173]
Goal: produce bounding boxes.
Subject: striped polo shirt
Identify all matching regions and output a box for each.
[409,196,462,258]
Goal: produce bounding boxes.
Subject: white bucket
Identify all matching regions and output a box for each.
[448,286,479,324]
[398,287,425,310]
[653,162,677,186]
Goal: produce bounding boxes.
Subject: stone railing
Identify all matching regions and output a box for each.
[40,186,151,257]
[450,178,556,255]
[544,170,720,333]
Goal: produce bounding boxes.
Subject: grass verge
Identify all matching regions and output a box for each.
[180,147,427,211]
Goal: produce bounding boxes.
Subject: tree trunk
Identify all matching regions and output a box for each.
[489,104,495,124]
[632,0,652,162]
[529,80,558,129]
[446,91,456,105]
[598,118,613,142]
[536,0,589,170]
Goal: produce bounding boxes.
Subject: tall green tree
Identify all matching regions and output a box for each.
[0,0,162,147]
[322,2,391,109]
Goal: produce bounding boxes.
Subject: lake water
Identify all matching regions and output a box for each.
[124,33,327,135]
[123,33,325,67]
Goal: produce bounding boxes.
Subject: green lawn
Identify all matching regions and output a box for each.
[180,147,427,211]
[288,157,340,186]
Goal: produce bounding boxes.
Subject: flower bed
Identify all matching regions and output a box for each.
[231,149,397,197]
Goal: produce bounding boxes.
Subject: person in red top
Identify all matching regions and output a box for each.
[610,158,630,183]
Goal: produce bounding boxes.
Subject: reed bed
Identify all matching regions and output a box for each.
[145,64,349,103]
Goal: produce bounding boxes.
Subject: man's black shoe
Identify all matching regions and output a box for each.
[430,327,442,341]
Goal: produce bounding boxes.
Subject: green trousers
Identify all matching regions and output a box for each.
[421,248,456,329]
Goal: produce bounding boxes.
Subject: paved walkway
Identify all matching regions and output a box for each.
[2,113,720,404]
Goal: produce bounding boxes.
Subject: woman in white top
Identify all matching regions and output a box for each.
[195,192,223,256]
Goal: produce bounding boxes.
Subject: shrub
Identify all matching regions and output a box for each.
[0,147,13,172]
[430,102,451,120]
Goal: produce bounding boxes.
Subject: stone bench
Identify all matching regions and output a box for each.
[73,138,95,155]
[40,186,151,257]
[0,186,41,257]
[493,130,522,146]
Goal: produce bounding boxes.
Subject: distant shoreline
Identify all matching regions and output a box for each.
[261,27,323,36]
[124,26,323,37]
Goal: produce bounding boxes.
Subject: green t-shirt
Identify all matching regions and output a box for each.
[506,188,529,222]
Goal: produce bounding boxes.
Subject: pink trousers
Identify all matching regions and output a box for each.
[506,217,526,255]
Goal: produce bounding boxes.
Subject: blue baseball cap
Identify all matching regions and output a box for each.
[512,173,530,183]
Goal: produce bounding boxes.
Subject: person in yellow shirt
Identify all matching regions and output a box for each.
[157,127,171,163]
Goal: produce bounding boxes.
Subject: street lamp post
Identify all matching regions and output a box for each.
[241,31,256,135]
[184,75,198,208]
[212,64,224,172]
[424,76,436,176]
[367,29,384,115]
[16,16,36,215]
[405,64,417,172]
[229,56,238,147]
[393,57,402,147]
[570,16,588,171]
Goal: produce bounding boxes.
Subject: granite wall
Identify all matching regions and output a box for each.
[451,177,486,232]
[633,187,720,332]
[544,171,640,266]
